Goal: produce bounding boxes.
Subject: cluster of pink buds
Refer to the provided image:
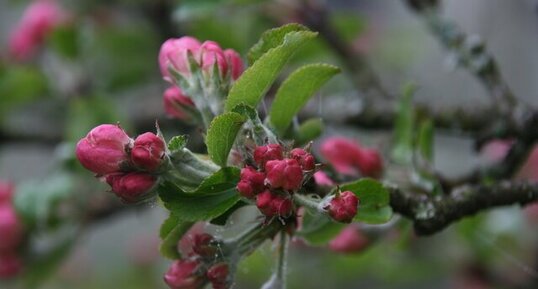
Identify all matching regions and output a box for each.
[8,0,68,61]
[0,181,24,279]
[76,124,166,203]
[237,144,316,219]
[159,36,243,83]
[320,137,383,178]
[164,233,231,289]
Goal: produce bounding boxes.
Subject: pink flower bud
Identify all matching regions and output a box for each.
[0,181,14,204]
[0,253,22,279]
[0,205,24,252]
[236,166,265,198]
[9,0,67,61]
[265,159,303,191]
[192,233,217,258]
[290,148,316,171]
[256,190,293,217]
[224,49,244,80]
[253,144,284,169]
[207,262,230,289]
[328,225,369,253]
[163,86,195,121]
[325,191,358,223]
[160,37,201,81]
[76,124,132,175]
[164,259,203,289]
[131,132,166,172]
[198,41,227,77]
[320,137,362,175]
[106,173,157,203]
[357,148,383,178]
[313,171,335,186]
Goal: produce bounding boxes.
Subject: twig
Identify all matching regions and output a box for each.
[389,181,538,235]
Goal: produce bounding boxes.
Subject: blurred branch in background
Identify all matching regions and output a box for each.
[390,181,538,235]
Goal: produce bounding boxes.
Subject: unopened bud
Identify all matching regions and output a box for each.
[224,49,243,80]
[290,148,316,171]
[256,190,293,217]
[357,148,383,178]
[198,41,228,78]
[131,132,166,172]
[0,205,24,252]
[164,259,204,289]
[265,159,303,191]
[192,233,218,258]
[163,86,195,121]
[76,124,132,175]
[253,144,283,168]
[328,225,369,253]
[160,37,201,81]
[106,173,157,203]
[0,181,14,204]
[207,262,230,289]
[0,253,22,279]
[325,191,358,223]
[236,166,265,198]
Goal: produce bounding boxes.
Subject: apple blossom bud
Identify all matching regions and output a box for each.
[256,190,293,217]
[76,124,132,175]
[0,181,14,204]
[106,173,157,203]
[131,132,166,172]
[0,253,22,279]
[328,225,369,253]
[192,233,218,258]
[0,205,24,252]
[325,191,358,223]
[253,144,283,168]
[313,171,335,186]
[207,262,230,289]
[357,148,383,178]
[265,159,303,191]
[164,259,204,289]
[163,86,195,121]
[224,49,243,80]
[160,37,201,81]
[320,137,362,175]
[198,41,228,78]
[236,166,265,198]
[8,0,67,61]
[290,148,316,171]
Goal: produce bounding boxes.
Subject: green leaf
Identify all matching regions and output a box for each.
[298,210,345,246]
[13,173,74,228]
[206,112,246,167]
[269,64,339,135]
[418,119,434,162]
[224,29,317,112]
[391,83,416,164]
[168,135,189,153]
[248,23,309,64]
[295,118,324,146]
[159,168,241,221]
[340,178,392,224]
[159,214,193,259]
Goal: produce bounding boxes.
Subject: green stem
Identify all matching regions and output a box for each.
[293,193,324,213]
[276,232,289,286]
